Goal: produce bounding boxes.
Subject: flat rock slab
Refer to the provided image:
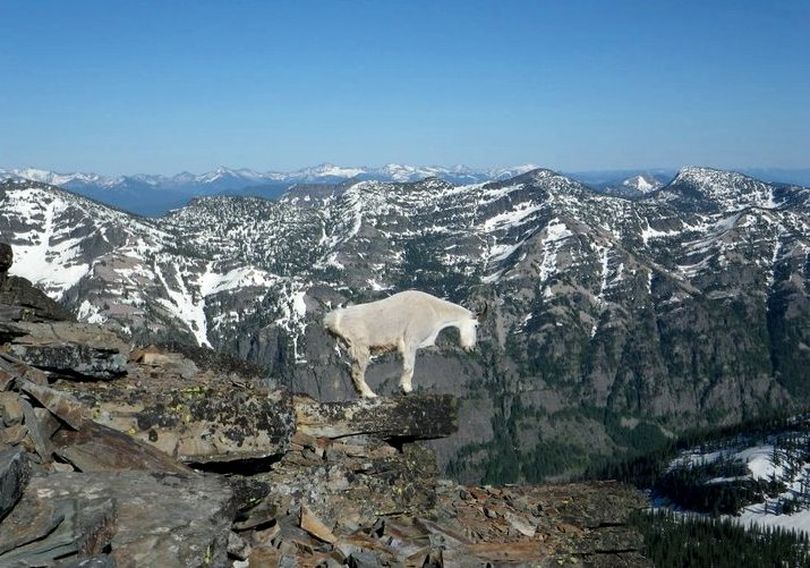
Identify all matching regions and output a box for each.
[56,374,294,463]
[0,318,29,344]
[0,275,72,323]
[8,322,128,379]
[0,446,30,519]
[0,471,235,568]
[294,394,458,441]
[0,489,116,565]
[52,421,192,474]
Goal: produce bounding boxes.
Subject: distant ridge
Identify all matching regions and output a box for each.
[2,163,808,216]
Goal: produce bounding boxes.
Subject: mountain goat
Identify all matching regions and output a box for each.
[323,290,479,398]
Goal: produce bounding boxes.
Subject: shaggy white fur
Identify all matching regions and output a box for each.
[323,290,478,398]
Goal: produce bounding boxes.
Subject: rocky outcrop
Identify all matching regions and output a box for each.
[54,367,294,464]
[0,242,650,566]
[6,171,810,483]
[0,243,72,324]
[8,322,129,380]
[0,471,235,567]
[0,243,11,274]
[294,394,459,440]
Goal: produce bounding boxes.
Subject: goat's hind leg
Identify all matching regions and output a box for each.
[350,344,377,399]
[399,345,416,394]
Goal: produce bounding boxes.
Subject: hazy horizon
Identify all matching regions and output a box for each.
[2,1,808,175]
[7,162,810,193]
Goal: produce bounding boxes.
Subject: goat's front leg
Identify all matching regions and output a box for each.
[350,346,377,398]
[399,347,416,394]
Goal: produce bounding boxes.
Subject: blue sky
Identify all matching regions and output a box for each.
[0,0,807,175]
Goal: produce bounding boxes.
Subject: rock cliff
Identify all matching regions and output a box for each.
[0,243,649,567]
[4,168,810,483]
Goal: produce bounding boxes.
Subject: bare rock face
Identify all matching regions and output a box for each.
[8,322,128,380]
[0,471,235,568]
[0,243,11,274]
[294,394,459,440]
[0,242,72,323]
[55,367,295,464]
[51,421,194,474]
[0,447,29,519]
[0,277,651,567]
[260,434,440,532]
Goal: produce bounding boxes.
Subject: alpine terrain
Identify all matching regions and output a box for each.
[2,166,809,482]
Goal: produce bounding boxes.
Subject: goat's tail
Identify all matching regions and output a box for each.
[323,309,342,334]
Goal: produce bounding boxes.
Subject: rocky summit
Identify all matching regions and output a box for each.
[0,243,649,567]
[2,167,810,482]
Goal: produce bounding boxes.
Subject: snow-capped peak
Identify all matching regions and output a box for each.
[0,167,118,187]
[622,174,662,193]
[487,164,541,180]
[664,167,780,210]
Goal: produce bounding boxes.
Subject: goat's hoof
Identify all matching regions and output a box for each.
[400,385,413,394]
[361,391,378,399]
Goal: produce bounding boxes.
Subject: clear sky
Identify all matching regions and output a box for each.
[1,0,808,175]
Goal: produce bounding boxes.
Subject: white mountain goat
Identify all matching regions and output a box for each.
[323,290,480,398]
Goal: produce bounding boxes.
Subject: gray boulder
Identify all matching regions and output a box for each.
[0,471,235,567]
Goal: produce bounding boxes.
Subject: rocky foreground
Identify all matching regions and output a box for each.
[0,242,649,567]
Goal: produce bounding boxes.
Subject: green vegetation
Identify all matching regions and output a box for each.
[584,407,810,488]
[633,510,810,568]
[655,458,782,515]
[521,439,586,483]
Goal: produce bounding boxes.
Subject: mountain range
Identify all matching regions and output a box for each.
[0,164,541,215]
[2,166,809,482]
[6,163,808,217]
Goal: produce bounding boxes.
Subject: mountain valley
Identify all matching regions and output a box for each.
[2,166,809,482]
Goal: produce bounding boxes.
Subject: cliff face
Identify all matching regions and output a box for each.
[0,243,649,567]
[4,168,810,483]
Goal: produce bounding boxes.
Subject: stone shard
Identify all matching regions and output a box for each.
[131,346,198,379]
[0,318,29,344]
[0,392,25,426]
[34,406,61,442]
[504,512,536,538]
[54,556,116,568]
[0,471,235,568]
[20,380,86,429]
[0,424,27,446]
[424,481,650,567]
[20,397,51,460]
[0,446,30,520]
[347,550,388,568]
[300,505,338,544]
[0,491,116,564]
[8,322,128,380]
[52,421,191,474]
[0,353,49,388]
[0,497,69,559]
[227,531,251,561]
[294,394,458,441]
[248,546,281,566]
